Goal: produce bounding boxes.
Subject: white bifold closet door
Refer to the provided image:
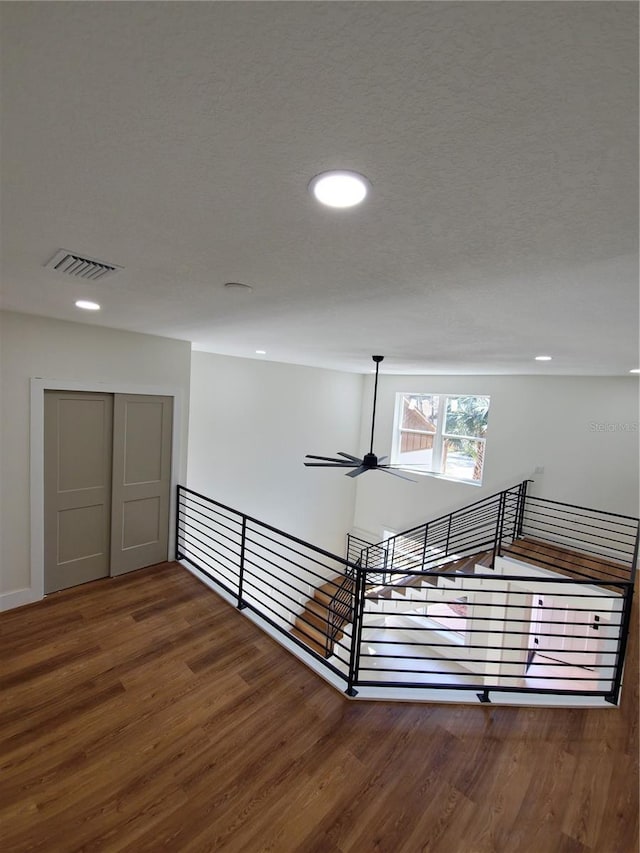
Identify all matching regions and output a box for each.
[44,391,173,594]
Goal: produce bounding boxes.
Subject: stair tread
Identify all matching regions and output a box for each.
[290,627,326,658]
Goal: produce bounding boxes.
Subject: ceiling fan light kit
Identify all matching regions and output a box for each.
[304,355,417,482]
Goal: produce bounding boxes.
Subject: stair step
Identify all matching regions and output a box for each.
[297,607,327,632]
[292,617,327,648]
[290,574,354,658]
[304,598,328,620]
[290,627,326,658]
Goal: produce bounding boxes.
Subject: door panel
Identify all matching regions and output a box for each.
[44,392,113,593]
[110,395,172,576]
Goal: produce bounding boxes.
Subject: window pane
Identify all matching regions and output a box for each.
[444,396,489,439]
[443,437,485,482]
[397,395,439,469]
[401,395,439,431]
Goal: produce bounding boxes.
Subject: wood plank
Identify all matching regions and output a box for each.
[0,562,637,852]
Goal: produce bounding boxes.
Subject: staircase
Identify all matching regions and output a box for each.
[291,551,495,656]
[291,575,354,658]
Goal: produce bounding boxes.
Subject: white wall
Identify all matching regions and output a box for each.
[353,374,639,539]
[187,351,363,557]
[0,311,191,604]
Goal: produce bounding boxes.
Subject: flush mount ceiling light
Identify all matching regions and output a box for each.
[309,170,370,208]
[255,350,266,355]
[75,300,100,311]
[535,355,553,361]
[630,369,640,374]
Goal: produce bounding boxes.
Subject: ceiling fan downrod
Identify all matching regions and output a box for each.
[366,355,384,465]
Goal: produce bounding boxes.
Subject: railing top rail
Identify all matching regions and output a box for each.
[179,485,360,573]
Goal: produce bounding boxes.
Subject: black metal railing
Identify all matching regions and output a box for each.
[355,481,529,579]
[356,565,632,704]
[176,483,638,705]
[325,575,355,659]
[514,495,639,583]
[177,486,359,683]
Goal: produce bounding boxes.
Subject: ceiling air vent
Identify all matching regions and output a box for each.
[44,249,123,281]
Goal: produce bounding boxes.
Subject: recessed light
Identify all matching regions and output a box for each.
[255,350,266,355]
[630,369,640,374]
[75,300,100,311]
[309,170,370,208]
[224,282,253,293]
[535,355,552,361]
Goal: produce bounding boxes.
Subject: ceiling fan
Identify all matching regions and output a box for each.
[304,355,417,481]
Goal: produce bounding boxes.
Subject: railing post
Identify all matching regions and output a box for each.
[236,516,248,610]
[516,479,529,539]
[491,491,507,567]
[606,584,634,705]
[346,566,366,697]
[421,523,429,570]
[630,520,640,586]
[445,515,452,558]
[346,533,352,564]
[175,485,183,560]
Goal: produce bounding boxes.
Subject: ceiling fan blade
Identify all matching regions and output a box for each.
[337,451,363,463]
[304,462,359,468]
[346,466,368,478]
[305,454,353,463]
[378,455,388,463]
[379,467,417,482]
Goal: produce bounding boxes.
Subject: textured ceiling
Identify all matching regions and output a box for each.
[1,2,638,375]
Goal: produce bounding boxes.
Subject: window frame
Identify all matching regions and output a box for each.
[391,392,489,485]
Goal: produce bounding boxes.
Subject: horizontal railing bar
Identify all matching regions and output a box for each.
[364,612,623,627]
[520,516,636,551]
[242,549,340,595]
[521,513,637,542]
[178,501,244,536]
[357,668,606,682]
[243,545,340,590]
[247,524,348,569]
[357,652,616,667]
[179,486,359,571]
[377,487,513,542]
[244,532,344,579]
[178,508,242,540]
[180,491,244,523]
[241,586,299,630]
[177,528,241,572]
[358,638,621,655]
[177,513,241,547]
[244,561,316,614]
[177,512,242,548]
[364,569,631,587]
[364,599,623,613]
[521,512,638,536]
[177,526,241,571]
[355,680,612,696]
[523,494,640,523]
[361,624,612,637]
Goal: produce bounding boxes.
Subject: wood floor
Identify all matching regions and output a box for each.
[1,563,637,853]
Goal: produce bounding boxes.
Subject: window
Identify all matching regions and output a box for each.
[391,393,490,483]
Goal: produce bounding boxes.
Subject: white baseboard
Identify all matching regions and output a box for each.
[0,587,41,612]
